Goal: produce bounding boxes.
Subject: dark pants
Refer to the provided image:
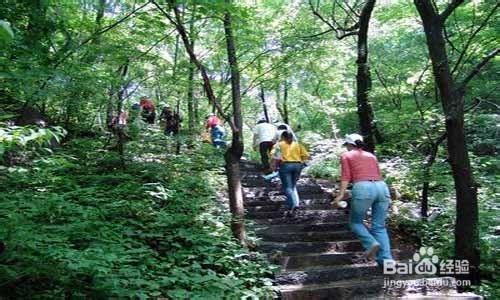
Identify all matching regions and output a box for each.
[142,110,155,124]
[165,126,179,136]
[259,141,274,171]
[165,120,179,136]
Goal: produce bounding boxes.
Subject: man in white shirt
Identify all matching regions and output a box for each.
[253,119,277,172]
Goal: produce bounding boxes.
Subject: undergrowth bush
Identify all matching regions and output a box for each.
[0,132,276,298]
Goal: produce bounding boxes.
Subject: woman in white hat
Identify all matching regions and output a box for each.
[333,133,393,266]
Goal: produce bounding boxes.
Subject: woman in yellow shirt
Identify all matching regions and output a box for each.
[271,130,309,215]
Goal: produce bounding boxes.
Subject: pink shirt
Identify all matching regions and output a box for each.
[206,116,221,129]
[340,149,382,182]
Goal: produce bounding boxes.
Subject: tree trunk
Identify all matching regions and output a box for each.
[356,0,377,153]
[223,1,246,244]
[186,5,197,133]
[156,1,244,242]
[260,86,270,122]
[116,62,129,168]
[92,0,106,45]
[283,81,289,124]
[414,0,479,285]
[162,2,232,128]
[172,35,181,113]
[187,63,195,132]
[420,133,447,218]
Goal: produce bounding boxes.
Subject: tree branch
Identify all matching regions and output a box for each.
[299,28,335,39]
[132,29,176,62]
[53,1,151,69]
[239,48,279,72]
[309,0,337,30]
[451,3,499,75]
[440,0,465,22]
[152,0,236,132]
[374,68,401,108]
[459,48,499,90]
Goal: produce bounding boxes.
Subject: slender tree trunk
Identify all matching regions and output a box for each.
[92,0,106,45]
[283,81,289,124]
[420,133,447,218]
[223,1,246,244]
[187,63,195,132]
[415,0,479,285]
[172,35,181,113]
[155,85,163,103]
[356,0,377,153]
[116,62,129,168]
[106,88,114,129]
[161,1,232,128]
[155,2,244,242]
[260,86,270,122]
[186,5,197,133]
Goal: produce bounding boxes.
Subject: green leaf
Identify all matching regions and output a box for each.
[0,20,14,43]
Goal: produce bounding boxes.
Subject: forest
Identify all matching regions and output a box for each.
[0,0,498,299]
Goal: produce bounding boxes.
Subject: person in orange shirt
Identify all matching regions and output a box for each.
[271,130,309,216]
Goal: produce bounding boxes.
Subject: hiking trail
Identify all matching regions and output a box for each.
[239,156,480,299]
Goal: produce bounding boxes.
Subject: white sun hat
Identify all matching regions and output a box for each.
[343,133,364,146]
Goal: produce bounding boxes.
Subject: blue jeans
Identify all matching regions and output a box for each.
[350,181,393,265]
[279,162,303,209]
[211,127,226,148]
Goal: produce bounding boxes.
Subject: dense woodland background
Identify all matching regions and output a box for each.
[0,0,498,298]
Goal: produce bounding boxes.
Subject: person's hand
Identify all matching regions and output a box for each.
[334,194,344,203]
[330,191,346,206]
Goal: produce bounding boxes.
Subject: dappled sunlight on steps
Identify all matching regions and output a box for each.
[240,160,482,299]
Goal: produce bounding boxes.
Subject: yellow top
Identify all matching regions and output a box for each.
[271,141,309,162]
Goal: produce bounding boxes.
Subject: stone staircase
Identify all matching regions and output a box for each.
[240,161,481,299]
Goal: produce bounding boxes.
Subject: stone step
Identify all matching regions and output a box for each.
[276,263,381,285]
[279,277,385,300]
[252,222,349,233]
[251,214,349,225]
[279,276,475,300]
[242,184,324,193]
[241,179,268,187]
[258,240,363,256]
[240,162,483,300]
[259,230,354,243]
[278,252,358,271]
[239,161,260,168]
[247,209,349,222]
[278,249,413,271]
[246,201,334,212]
[279,276,466,300]
[244,194,330,206]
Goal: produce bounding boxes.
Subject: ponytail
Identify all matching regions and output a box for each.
[281,130,294,144]
[354,140,365,149]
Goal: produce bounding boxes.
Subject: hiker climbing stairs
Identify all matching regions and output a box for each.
[239,161,481,300]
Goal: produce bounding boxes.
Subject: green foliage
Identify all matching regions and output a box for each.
[0,133,276,298]
[1,0,498,297]
[307,156,339,180]
[0,124,67,163]
[0,20,13,43]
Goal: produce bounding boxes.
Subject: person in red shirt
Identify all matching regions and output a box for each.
[139,97,156,124]
[333,133,393,266]
[205,113,221,129]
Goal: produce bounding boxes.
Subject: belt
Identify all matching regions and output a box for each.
[354,179,382,183]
